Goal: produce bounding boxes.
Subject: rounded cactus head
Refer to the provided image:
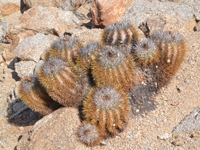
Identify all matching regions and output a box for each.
[83,86,130,135]
[92,46,136,91]
[76,42,102,72]
[150,31,186,87]
[133,39,160,67]
[98,46,126,69]
[77,121,103,146]
[45,36,82,62]
[37,57,84,108]
[93,87,122,111]
[102,21,139,51]
[19,74,60,115]
[20,75,36,92]
[42,57,67,76]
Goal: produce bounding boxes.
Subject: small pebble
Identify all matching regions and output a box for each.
[157,133,172,140]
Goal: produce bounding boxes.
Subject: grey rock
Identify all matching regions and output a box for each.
[15,60,36,79]
[173,107,200,134]
[172,107,200,146]
[13,33,54,62]
[0,20,10,42]
[157,133,172,140]
[121,0,196,33]
[6,6,81,42]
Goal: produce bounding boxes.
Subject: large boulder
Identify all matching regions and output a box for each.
[16,107,85,150]
[6,6,81,42]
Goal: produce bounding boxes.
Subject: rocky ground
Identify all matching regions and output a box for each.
[0,0,200,149]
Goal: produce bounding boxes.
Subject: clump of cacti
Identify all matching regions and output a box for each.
[17,21,186,147]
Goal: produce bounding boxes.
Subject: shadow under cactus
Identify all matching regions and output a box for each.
[7,99,43,126]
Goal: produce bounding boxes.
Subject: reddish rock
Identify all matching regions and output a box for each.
[9,30,35,52]
[0,3,20,16]
[6,6,80,42]
[91,0,133,28]
[16,107,85,150]
[23,0,56,8]
[23,0,86,10]
[2,49,15,61]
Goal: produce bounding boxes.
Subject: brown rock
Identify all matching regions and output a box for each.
[0,55,4,64]
[139,15,196,37]
[23,0,56,8]
[6,6,80,42]
[91,0,133,28]
[23,0,86,10]
[16,107,85,150]
[9,30,35,52]
[0,3,20,16]
[2,49,15,61]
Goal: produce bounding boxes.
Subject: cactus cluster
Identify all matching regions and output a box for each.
[18,21,186,146]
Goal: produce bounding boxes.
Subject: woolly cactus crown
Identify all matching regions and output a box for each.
[79,42,101,58]
[21,75,37,92]
[98,47,126,69]
[134,39,158,59]
[42,57,67,75]
[52,36,79,50]
[151,31,184,43]
[93,87,122,110]
[77,122,100,145]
